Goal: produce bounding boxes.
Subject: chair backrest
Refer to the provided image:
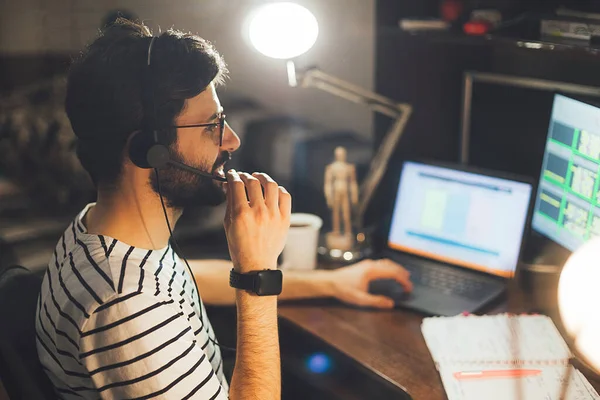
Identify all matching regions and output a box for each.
[0,265,56,400]
[0,238,18,270]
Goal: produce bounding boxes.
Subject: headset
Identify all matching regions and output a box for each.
[128,37,227,182]
[130,36,235,352]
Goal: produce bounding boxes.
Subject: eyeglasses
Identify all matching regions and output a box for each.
[172,114,226,146]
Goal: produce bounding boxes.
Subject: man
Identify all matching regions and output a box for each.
[35,19,412,399]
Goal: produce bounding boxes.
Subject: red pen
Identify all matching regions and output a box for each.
[454,369,542,381]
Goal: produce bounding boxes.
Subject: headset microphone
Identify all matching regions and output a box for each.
[169,160,227,182]
[129,129,227,182]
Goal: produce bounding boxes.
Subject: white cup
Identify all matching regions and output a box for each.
[281,213,323,270]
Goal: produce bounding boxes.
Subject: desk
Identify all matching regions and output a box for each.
[278,284,600,400]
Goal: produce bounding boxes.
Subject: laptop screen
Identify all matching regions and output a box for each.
[387,162,533,277]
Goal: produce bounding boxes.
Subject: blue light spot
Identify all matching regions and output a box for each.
[306,352,332,374]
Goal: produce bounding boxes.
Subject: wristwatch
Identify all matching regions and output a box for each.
[229,268,283,296]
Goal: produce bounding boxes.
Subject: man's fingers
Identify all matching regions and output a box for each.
[368,259,413,292]
[224,182,231,222]
[253,173,279,209]
[226,170,249,211]
[278,186,291,218]
[350,291,394,309]
[239,172,264,208]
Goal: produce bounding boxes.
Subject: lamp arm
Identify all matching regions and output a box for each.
[297,66,405,118]
[355,105,412,230]
[290,63,413,229]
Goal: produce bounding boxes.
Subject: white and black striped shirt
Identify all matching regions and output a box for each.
[36,203,229,399]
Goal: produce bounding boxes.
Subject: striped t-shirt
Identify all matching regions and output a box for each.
[36,203,229,399]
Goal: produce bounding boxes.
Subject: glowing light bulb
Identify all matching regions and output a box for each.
[248,2,319,59]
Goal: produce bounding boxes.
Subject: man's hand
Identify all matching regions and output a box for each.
[224,170,291,273]
[326,259,413,309]
[225,170,289,400]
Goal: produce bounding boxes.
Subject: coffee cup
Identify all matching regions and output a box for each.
[280,213,323,270]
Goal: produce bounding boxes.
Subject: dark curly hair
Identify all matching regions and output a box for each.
[65,18,228,187]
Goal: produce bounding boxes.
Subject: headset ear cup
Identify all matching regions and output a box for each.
[129,130,171,169]
[146,143,170,168]
[129,130,154,169]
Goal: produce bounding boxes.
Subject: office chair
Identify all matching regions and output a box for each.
[0,238,17,269]
[0,264,55,400]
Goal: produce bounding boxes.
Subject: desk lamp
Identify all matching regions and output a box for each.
[247,2,413,256]
[558,236,600,374]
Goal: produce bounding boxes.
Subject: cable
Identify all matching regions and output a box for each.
[145,36,235,353]
[154,168,236,353]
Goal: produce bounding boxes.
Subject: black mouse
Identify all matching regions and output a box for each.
[368,279,410,304]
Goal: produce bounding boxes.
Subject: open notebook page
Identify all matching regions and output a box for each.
[438,364,600,400]
[422,314,572,365]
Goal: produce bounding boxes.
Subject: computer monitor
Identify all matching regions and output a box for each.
[387,161,533,277]
[532,94,600,252]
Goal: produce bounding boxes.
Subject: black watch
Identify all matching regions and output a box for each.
[229,269,283,296]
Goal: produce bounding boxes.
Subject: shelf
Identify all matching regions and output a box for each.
[377,27,600,56]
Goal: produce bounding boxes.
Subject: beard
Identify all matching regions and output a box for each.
[150,149,230,209]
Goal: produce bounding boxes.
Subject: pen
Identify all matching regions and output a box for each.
[454,369,542,381]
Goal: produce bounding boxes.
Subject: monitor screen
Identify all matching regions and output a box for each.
[532,94,600,252]
[388,162,533,277]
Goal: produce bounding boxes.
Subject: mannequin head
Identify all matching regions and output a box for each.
[334,146,347,162]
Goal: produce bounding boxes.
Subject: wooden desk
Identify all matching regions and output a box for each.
[278,285,600,400]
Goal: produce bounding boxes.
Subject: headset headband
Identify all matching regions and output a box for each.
[147,36,157,66]
[143,36,158,142]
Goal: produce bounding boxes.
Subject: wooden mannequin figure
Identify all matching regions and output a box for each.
[324,146,358,251]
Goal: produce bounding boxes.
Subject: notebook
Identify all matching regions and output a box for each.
[421,314,600,400]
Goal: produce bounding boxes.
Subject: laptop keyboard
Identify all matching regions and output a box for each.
[401,262,499,301]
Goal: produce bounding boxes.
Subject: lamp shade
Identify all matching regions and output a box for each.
[558,236,600,373]
[248,2,319,60]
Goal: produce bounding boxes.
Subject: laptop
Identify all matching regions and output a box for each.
[369,160,534,316]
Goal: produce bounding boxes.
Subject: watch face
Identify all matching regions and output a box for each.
[255,270,283,296]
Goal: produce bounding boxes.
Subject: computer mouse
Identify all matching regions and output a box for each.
[368,279,410,303]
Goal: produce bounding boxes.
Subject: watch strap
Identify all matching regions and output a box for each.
[229,269,256,292]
